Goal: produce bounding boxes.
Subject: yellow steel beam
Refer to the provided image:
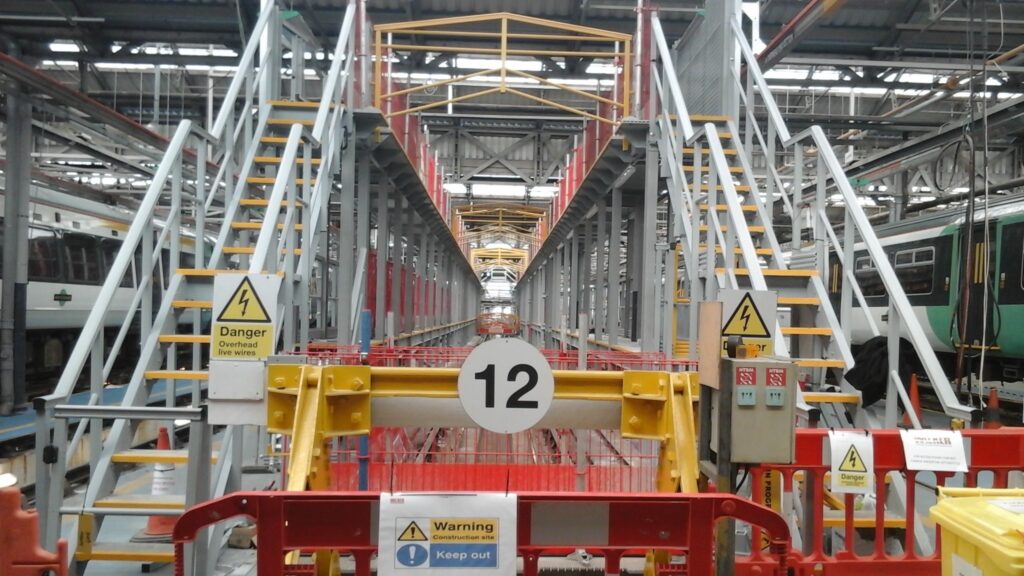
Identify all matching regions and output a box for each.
[382,43,624,59]
[507,68,622,109]
[505,87,614,125]
[380,29,622,42]
[385,86,502,118]
[375,12,631,42]
[382,67,500,100]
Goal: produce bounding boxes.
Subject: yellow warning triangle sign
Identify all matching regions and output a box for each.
[722,293,770,337]
[216,277,271,323]
[398,521,428,542]
[838,445,868,473]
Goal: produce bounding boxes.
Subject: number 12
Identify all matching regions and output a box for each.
[475,363,538,409]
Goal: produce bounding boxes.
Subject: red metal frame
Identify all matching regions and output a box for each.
[173,491,791,576]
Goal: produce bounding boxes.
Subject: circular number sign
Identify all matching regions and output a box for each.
[457,338,555,434]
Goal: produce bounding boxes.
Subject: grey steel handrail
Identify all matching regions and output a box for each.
[312,2,357,143]
[210,4,275,141]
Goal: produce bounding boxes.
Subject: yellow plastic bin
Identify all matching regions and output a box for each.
[931,488,1024,576]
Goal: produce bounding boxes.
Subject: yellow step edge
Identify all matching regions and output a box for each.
[700,225,767,233]
[145,370,208,380]
[267,99,329,109]
[782,327,833,336]
[665,113,733,123]
[699,245,773,256]
[254,156,322,165]
[158,334,210,344]
[715,268,817,277]
[231,221,304,230]
[794,358,847,369]
[802,392,861,405]
[75,545,175,563]
[822,513,906,529]
[245,176,316,185]
[779,296,820,306]
[698,203,758,212]
[224,246,302,255]
[260,136,306,144]
[172,300,213,309]
[267,118,316,126]
[239,198,303,207]
[95,495,185,510]
[684,165,744,174]
[176,268,284,277]
[699,183,752,192]
[112,449,218,465]
[683,147,737,156]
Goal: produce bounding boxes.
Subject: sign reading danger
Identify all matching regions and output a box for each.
[211,274,280,360]
[719,290,777,356]
[829,430,874,494]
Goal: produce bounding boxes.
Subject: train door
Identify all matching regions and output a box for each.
[961,222,998,347]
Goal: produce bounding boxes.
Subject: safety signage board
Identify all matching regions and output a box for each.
[719,290,777,355]
[900,429,968,472]
[458,338,554,434]
[211,274,280,360]
[379,493,517,576]
[829,430,874,494]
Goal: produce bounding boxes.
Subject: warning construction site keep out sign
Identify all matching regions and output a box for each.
[211,274,280,361]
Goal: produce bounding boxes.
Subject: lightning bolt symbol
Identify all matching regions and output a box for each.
[740,305,752,331]
[238,289,251,317]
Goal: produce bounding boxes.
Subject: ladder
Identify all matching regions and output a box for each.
[648,12,975,429]
[32,3,361,574]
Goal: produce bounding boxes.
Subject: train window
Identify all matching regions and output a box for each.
[28,227,62,281]
[853,256,886,297]
[894,247,934,296]
[63,233,102,284]
[101,240,133,288]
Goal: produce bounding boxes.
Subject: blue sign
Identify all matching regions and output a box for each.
[396,544,429,567]
[430,544,498,568]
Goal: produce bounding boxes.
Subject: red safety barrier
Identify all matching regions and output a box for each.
[173,491,791,576]
[742,428,1024,575]
[0,488,67,576]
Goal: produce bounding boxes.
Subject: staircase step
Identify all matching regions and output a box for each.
[112,449,219,464]
[779,296,820,306]
[254,156,321,165]
[224,246,302,255]
[75,542,175,563]
[700,224,766,233]
[794,358,846,369]
[95,494,185,510]
[699,183,751,192]
[231,221,304,230]
[716,268,817,278]
[683,147,737,156]
[801,391,861,405]
[685,165,744,174]
[240,198,303,208]
[699,245,773,256]
[698,203,758,212]
[176,268,284,277]
[267,118,316,126]
[245,176,316,185]
[173,299,213,309]
[823,510,906,529]
[158,334,210,344]
[268,99,327,109]
[260,136,306,145]
[145,370,208,380]
[782,326,833,336]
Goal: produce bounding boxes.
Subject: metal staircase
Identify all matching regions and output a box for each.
[32,3,360,574]
[649,13,976,428]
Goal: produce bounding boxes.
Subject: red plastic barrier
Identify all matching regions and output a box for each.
[0,488,67,576]
[173,491,791,576]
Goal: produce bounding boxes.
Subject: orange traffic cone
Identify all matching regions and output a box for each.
[984,388,1003,429]
[903,373,922,427]
[132,427,177,542]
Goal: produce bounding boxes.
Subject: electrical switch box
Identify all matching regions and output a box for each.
[722,357,796,464]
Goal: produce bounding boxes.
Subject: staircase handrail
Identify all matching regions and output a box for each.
[210,4,275,142]
[312,2,357,144]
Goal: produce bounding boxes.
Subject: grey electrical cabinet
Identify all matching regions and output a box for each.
[721,357,796,464]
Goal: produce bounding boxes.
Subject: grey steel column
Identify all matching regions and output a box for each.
[608,187,622,345]
[415,226,427,329]
[336,115,356,344]
[391,196,404,336]
[403,216,415,332]
[582,216,593,333]
[357,154,370,313]
[594,197,607,342]
[375,186,389,339]
[552,250,563,346]
[569,231,580,332]
[1,82,31,412]
[641,142,660,352]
